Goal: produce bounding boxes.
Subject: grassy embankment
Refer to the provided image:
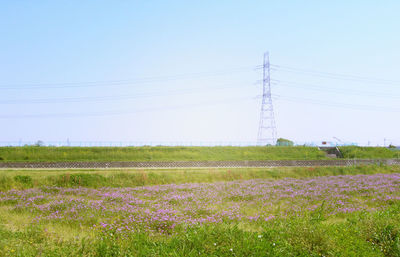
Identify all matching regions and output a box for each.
[339,146,400,159]
[0,146,398,162]
[0,146,326,162]
[0,165,399,256]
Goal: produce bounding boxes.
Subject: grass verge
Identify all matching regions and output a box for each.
[0,165,399,190]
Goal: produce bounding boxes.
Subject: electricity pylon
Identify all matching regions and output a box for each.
[257,52,277,145]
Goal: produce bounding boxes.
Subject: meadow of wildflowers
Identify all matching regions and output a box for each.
[1,173,399,234]
[0,168,399,256]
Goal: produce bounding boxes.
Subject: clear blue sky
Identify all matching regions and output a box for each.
[1,1,399,146]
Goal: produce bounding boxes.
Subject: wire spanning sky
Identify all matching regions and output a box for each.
[0,1,399,146]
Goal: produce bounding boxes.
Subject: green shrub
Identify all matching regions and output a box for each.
[14,175,32,185]
[54,173,107,187]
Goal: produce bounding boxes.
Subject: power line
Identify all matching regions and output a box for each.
[0,82,251,104]
[0,96,257,119]
[271,64,400,85]
[275,95,400,112]
[272,79,400,99]
[0,65,259,90]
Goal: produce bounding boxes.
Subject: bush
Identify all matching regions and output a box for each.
[14,175,33,185]
[54,173,107,187]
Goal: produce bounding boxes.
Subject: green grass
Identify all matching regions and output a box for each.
[0,146,327,162]
[0,166,399,256]
[1,205,399,257]
[1,146,398,163]
[0,165,399,191]
[339,146,400,159]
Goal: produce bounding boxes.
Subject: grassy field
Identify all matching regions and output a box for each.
[0,165,399,191]
[0,146,327,162]
[339,146,400,159]
[0,146,398,163]
[0,165,400,256]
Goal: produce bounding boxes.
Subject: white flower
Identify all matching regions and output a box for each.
[273,243,275,246]
[258,235,262,238]
[230,248,233,251]
[213,243,216,246]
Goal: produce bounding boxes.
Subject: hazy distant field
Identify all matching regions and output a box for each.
[0,146,398,163]
[1,166,400,256]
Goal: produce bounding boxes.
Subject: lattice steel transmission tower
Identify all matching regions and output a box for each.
[257,52,277,145]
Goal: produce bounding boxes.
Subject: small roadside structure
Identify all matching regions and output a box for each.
[276,138,294,146]
[319,146,343,158]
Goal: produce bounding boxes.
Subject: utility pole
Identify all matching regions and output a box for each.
[257,52,277,145]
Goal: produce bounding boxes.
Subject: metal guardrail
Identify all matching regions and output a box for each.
[0,159,399,169]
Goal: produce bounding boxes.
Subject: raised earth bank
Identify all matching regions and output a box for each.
[0,146,398,163]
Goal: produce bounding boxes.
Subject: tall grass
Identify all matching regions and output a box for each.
[0,165,399,191]
[1,146,397,163]
[0,146,326,162]
[1,205,399,256]
[339,146,399,159]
